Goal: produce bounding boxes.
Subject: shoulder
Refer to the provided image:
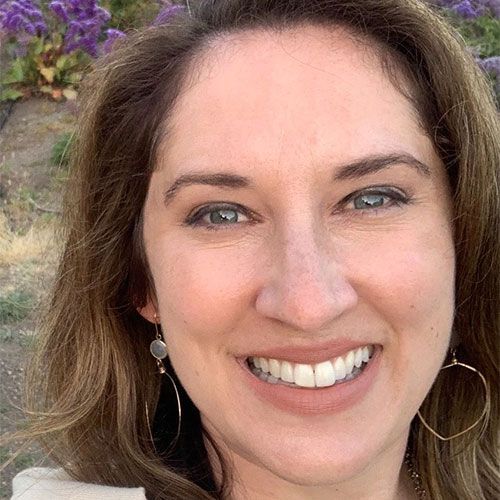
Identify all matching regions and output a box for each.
[12,467,146,499]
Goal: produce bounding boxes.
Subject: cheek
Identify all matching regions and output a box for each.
[149,239,260,339]
[334,220,455,422]
[359,246,454,325]
[343,220,455,382]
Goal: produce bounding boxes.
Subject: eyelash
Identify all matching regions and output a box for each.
[184,187,411,230]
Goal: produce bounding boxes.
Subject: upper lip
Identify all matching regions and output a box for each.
[239,339,378,365]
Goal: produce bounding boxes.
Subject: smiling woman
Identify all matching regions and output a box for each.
[6,1,499,499]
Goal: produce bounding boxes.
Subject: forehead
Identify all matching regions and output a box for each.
[159,25,430,175]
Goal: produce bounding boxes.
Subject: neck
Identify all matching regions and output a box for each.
[205,429,417,500]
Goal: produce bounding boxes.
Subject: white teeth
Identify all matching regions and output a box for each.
[269,358,281,378]
[293,363,315,388]
[259,357,269,373]
[361,346,370,363]
[249,344,375,388]
[280,361,295,383]
[344,349,355,374]
[333,356,346,380]
[354,348,363,368]
[314,360,336,387]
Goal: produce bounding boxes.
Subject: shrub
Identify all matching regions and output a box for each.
[1,1,498,103]
[0,290,33,324]
[104,0,161,29]
[0,0,125,101]
[431,1,500,101]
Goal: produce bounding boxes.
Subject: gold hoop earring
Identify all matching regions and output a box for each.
[147,314,182,449]
[417,349,490,441]
[145,374,182,452]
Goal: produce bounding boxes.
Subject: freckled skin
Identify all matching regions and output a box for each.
[141,26,455,500]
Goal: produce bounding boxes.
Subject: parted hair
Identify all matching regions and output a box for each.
[8,1,500,499]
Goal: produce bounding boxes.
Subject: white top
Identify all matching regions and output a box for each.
[12,467,146,499]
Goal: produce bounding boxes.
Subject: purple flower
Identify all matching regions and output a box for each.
[78,34,98,57]
[32,19,44,31]
[95,6,110,23]
[4,12,23,30]
[0,0,46,37]
[481,56,500,75]
[48,0,113,57]
[431,0,499,17]
[153,4,185,26]
[48,1,69,23]
[1,0,169,49]
[452,0,481,18]
[103,27,125,53]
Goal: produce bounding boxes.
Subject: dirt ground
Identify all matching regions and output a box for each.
[0,98,76,499]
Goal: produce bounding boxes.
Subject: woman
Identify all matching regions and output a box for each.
[10,0,499,498]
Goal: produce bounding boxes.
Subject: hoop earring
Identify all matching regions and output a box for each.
[417,349,490,441]
[147,314,182,449]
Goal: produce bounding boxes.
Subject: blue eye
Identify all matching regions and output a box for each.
[353,193,387,209]
[348,188,408,212]
[207,208,240,224]
[185,204,251,229]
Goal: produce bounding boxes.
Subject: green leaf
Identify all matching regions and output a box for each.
[53,33,63,47]
[0,88,23,102]
[56,55,69,70]
[65,71,83,84]
[455,15,500,58]
[32,37,44,55]
[2,59,24,84]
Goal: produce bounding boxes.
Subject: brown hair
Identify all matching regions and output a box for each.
[8,1,500,498]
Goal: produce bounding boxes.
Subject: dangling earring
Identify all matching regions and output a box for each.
[417,349,490,441]
[146,313,182,450]
[150,313,168,374]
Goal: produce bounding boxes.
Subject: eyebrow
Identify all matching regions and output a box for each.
[333,153,431,181]
[163,153,431,206]
[164,172,249,207]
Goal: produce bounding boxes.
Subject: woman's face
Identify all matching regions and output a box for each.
[141,26,455,489]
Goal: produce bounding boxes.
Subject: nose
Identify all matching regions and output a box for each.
[254,226,358,333]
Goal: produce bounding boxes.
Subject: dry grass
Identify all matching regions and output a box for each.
[0,213,59,268]
[0,98,74,499]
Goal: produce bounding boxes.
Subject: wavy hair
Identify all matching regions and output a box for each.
[6,1,499,498]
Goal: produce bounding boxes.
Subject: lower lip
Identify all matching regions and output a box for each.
[236,347,381,415]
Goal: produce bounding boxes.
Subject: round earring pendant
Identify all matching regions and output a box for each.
[150,339,168,360]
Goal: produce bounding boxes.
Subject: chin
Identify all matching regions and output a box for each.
[236,431,379,487]
[259,451,371,487]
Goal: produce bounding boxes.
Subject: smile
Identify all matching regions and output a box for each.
[246,345,374,389]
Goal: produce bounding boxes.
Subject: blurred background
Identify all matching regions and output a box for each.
[0,1,498,498]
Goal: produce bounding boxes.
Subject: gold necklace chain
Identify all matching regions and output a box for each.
[404,451,427,498]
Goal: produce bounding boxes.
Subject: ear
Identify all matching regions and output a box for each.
[137,297,159,324]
